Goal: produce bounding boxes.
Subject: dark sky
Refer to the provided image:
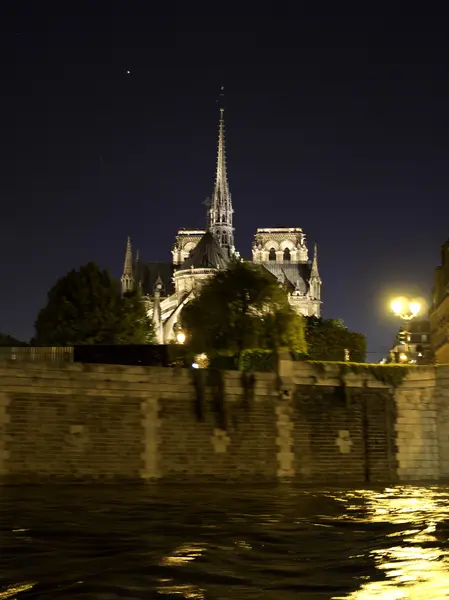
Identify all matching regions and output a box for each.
[2,6,448,360]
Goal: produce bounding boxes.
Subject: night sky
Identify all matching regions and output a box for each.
[3,7,448,360]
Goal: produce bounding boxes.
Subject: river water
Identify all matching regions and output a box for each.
[1,485,449,599]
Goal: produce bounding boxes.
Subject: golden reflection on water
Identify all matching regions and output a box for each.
[156,581,205,599]
[158,543,206,598]
[335,487,449,599]
[159,542,204,567]
[0,583,35,599]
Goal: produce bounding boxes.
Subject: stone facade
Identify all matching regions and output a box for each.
[436,365,449,477]
[395,368,438,480]
[171,230,205,266]
[430,239,449,363]
[252,228,321,317]
[0,360,448,484]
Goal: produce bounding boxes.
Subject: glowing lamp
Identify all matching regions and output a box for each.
[409,301,420,316]
[176,331,186,344]
[391,299,403,315]
[399,353,408,363]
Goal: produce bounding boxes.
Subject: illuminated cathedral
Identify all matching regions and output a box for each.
[121,108,322,343]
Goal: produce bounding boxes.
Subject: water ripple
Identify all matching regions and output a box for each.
[0,485,449,598]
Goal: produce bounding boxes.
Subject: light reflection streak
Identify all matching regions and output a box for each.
[156,582,205,599]
[159,543,205,567]
[0,583,35,599]
[334,487,449,599]
[158,543,205,598]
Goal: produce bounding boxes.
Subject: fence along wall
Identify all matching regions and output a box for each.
[0,346,73,363]
[0,359,445,484]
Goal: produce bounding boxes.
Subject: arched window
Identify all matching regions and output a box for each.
[283,248,291,262]
[269,247,276,261]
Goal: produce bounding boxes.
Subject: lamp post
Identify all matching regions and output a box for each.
[391,297,421,363]
[176,331,186,344]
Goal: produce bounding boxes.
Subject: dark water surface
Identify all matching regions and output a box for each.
[1,485,449,599]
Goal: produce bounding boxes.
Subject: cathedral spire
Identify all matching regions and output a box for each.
[311,242,320,279]
[121,236,134,294]
[207,87,235,258]
[309,242,322,302]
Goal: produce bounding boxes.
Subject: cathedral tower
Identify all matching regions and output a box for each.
[121,236,134,294]
[207,104,235,258]
[252,228,322,317]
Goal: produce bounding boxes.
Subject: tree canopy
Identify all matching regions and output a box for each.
[304,316,366,362]
[34,262,155,346]
[0,333,28,347]
[182,261,307,359]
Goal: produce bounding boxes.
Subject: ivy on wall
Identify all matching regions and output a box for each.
[190,368,227,429]
[341,363,410,388]
[241,371,256,410]
[309,361,411,388]
[191,368,205,422]
[209,349,276,372]
[207,369,227,431]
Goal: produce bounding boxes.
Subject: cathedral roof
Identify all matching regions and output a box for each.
[180,231,229,270]
[261,262,312,294]
[137,262,175,297]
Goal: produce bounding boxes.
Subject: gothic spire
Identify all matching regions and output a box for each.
[121,236,134,294]
[310,243,320,279]
[207,87,235,258]
[123,236,133,276]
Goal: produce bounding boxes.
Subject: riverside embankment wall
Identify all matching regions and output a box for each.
[0,359,447,484]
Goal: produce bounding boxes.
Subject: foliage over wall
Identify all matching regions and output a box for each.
[310,360,410,388]
[209,349,277,372]
[340,362,410,387]
[304,317,366,362]
[182,261,307,365]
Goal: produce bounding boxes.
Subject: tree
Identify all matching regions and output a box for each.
[118,290,155,344]
[34,262,155,345]
[182,261,307,360]
[304,316,366,362]
[0,333,28,347]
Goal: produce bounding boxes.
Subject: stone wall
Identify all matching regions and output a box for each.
[0,359,447,484]
[436,366,449,478]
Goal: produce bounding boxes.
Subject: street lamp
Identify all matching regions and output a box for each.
[176,331,186,344]
[391,298,420,320]
[391,297,421,362]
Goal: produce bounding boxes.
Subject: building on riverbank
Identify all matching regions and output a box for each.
[120,108,322,343]
[388,318,433,365]
[430,239,449,363]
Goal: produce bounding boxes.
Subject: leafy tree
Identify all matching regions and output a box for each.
[304,316,366,362]
[34,262,155,345]
[0,333,28,347]
[118,290,155,344]
[182,261,307,362]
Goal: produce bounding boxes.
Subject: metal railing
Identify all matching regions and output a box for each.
[0,347,74,363]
